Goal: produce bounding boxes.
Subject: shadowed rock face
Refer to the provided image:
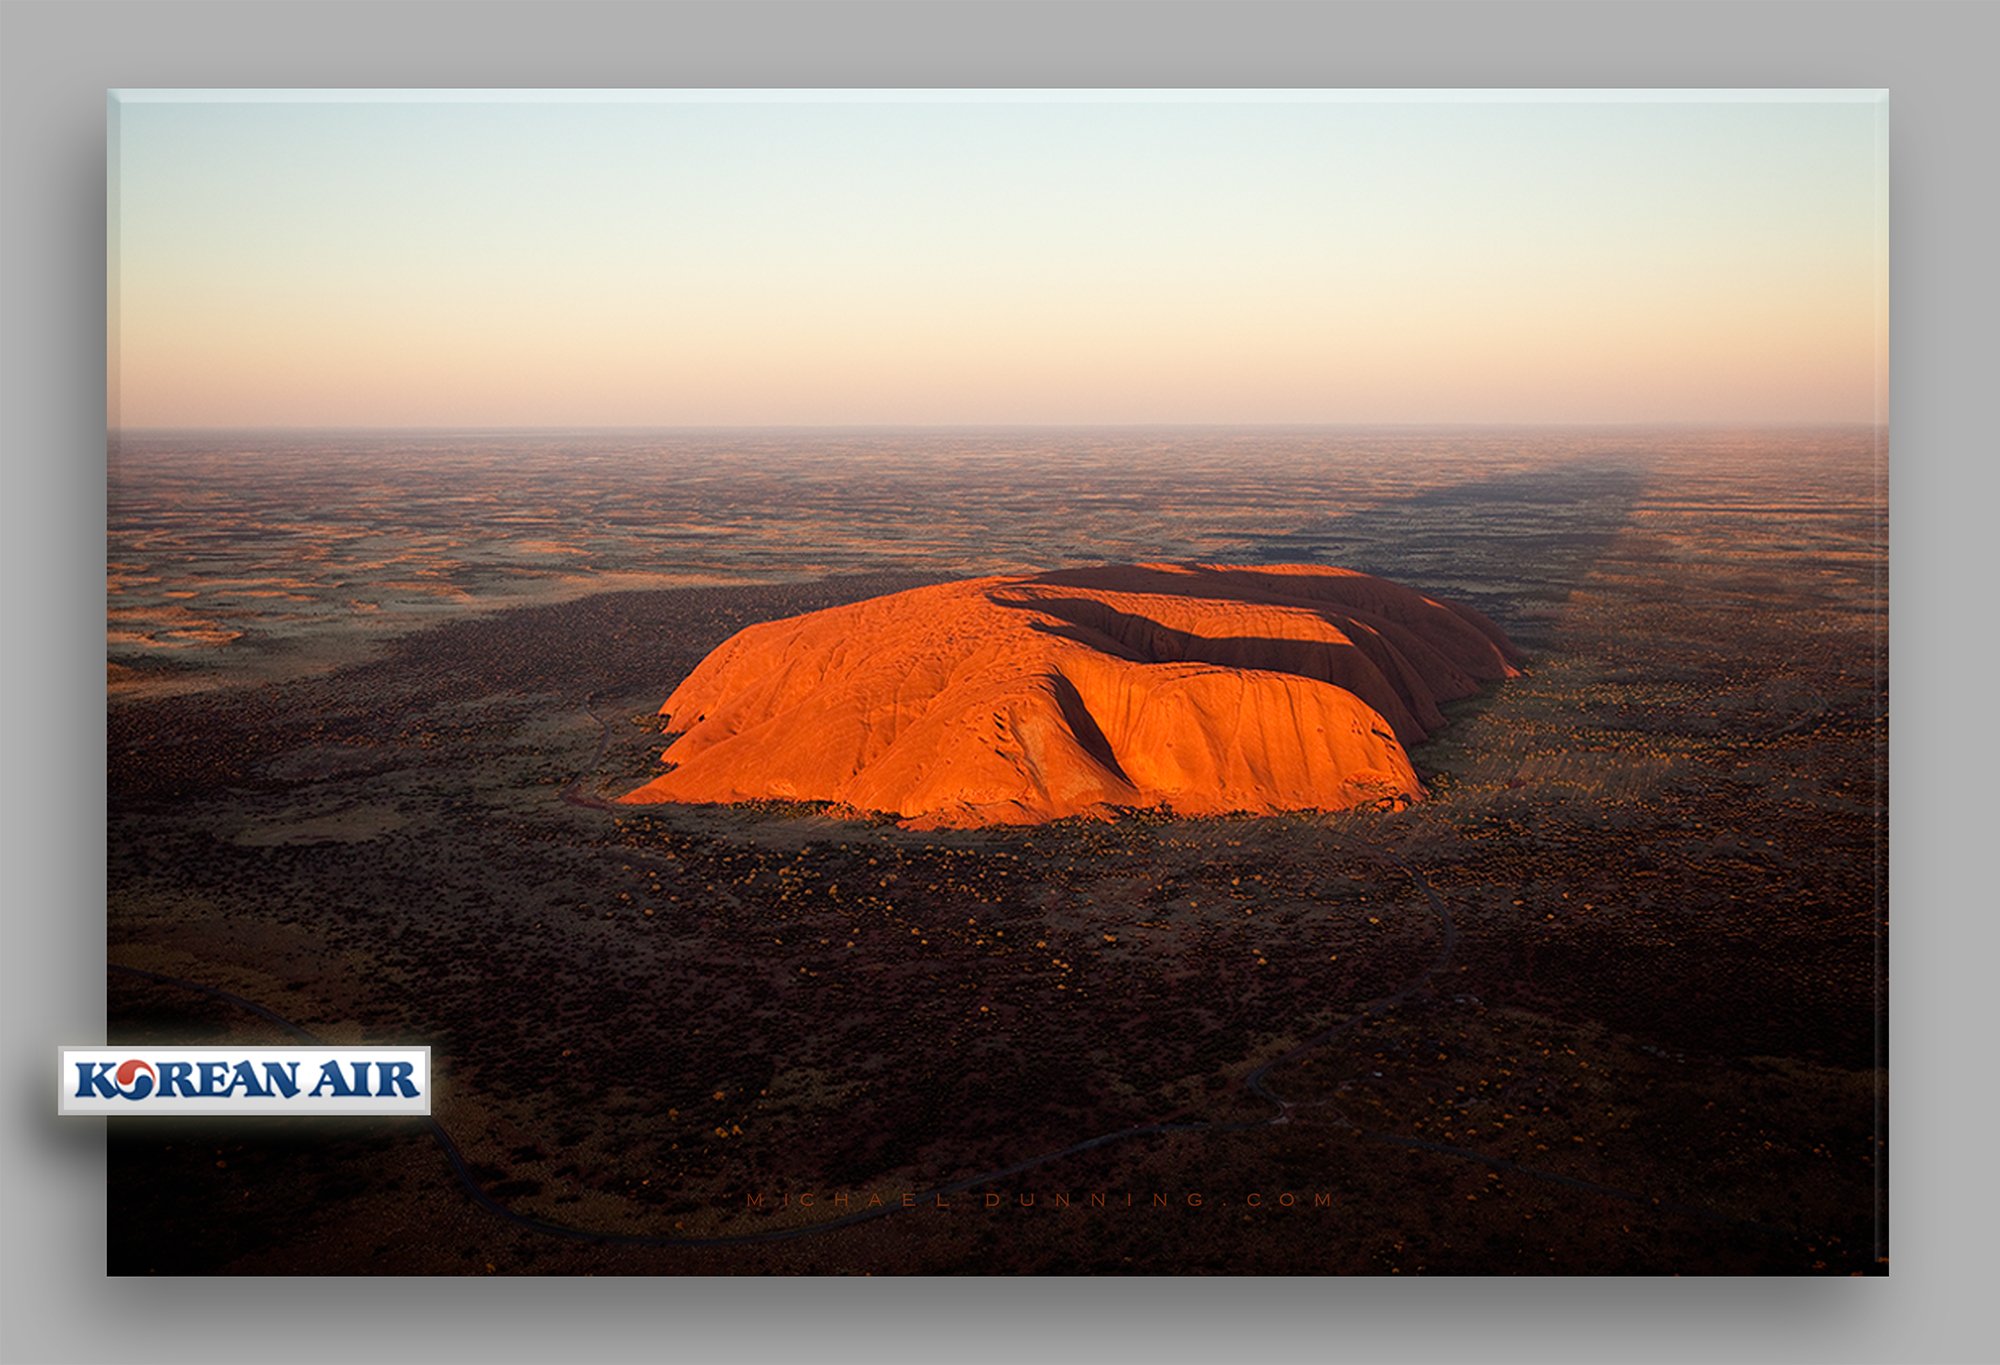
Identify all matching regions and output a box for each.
[621,564,1522,828]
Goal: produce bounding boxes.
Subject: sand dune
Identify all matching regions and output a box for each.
[621,564,1522,828]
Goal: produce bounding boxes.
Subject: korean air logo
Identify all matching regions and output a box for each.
[106,1058,156,1099]
[58,1047,430,1116]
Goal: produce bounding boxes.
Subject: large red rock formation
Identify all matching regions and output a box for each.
[620,564,1521,828]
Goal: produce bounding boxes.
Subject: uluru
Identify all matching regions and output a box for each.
[620,564,1522,829]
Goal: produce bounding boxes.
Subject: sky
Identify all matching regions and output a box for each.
[109,90,1888,429]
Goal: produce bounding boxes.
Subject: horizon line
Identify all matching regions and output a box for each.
[109,419,1890,436]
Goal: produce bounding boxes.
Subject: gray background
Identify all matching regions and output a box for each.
[3,1,1991,1361]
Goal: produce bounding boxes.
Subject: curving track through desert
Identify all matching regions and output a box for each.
[105,696,1793,1252]
[557,691,621,813]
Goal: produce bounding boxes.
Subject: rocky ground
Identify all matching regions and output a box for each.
[105,437,1885,1274]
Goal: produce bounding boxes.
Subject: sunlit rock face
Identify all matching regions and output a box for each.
[620,564,1522,828]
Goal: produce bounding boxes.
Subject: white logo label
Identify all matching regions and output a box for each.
[59,1046,431,1116]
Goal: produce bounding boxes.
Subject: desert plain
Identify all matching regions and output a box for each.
[104,426,1884,1274]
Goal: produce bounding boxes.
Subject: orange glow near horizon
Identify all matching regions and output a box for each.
[110,92,1889,429]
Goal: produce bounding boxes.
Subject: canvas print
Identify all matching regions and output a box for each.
[105,90,1887,1274]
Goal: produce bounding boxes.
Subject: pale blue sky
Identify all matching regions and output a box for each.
[111,91,1888,427]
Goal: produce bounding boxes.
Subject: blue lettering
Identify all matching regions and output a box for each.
[197,1061,230,1096]
[374,1061,418,1098]
[158,1061,196,1097]
[260,1061,300,1098]
[309,1060,361,1097]
[227,1061,269,1098]
[74,1062,118,1099]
